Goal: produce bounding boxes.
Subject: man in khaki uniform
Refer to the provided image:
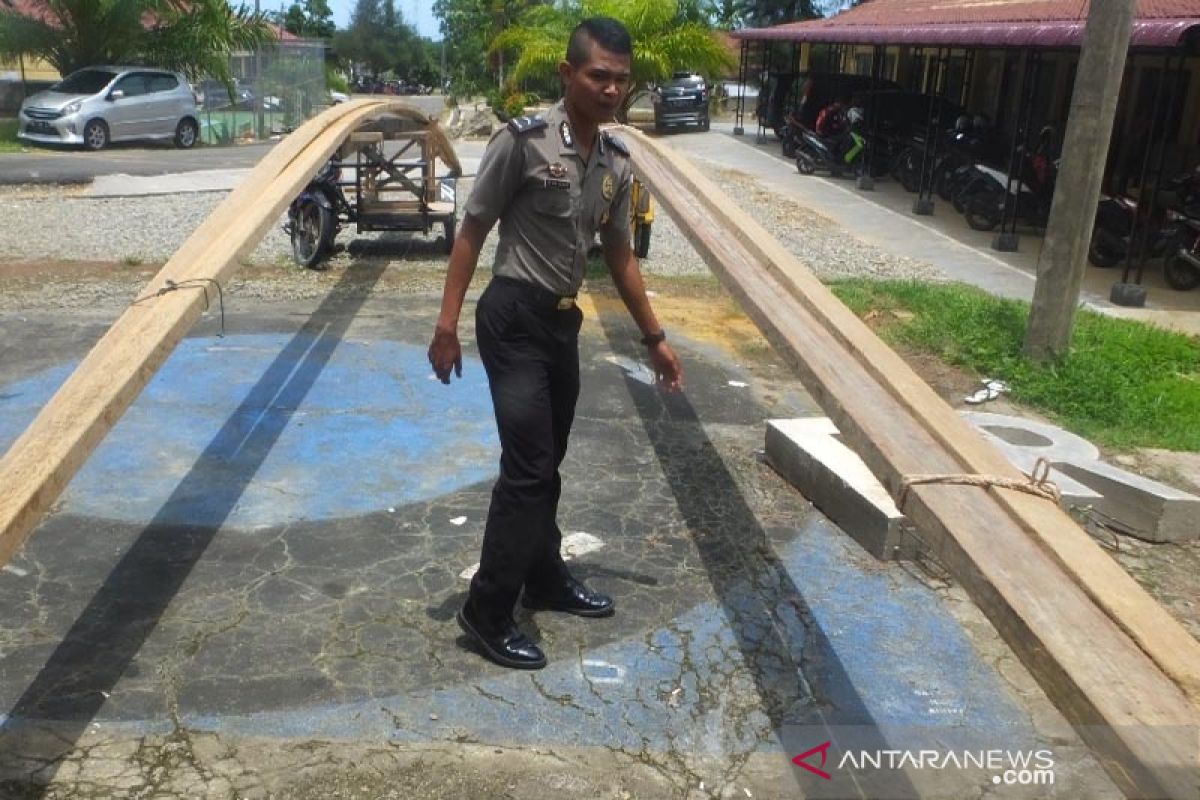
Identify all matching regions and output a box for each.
[429,16,683,670]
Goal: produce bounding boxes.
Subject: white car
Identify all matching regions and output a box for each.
[19,66,200,150]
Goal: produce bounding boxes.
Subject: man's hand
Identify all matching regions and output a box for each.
[428,324,463,384]
[648,340,683,391]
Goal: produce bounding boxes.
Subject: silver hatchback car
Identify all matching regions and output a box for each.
[19,66,200,150]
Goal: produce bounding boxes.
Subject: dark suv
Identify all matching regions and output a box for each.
[652,72,709,133]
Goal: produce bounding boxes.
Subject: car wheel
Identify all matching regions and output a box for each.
[83,119,109,151]
[634,221,651,259]
[290,199,335,269]
[700,116,710,132]
[174,118,199,149]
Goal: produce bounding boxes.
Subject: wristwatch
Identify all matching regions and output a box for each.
[640,329,666,347]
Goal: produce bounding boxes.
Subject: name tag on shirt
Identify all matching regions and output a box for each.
[542,178,571,190]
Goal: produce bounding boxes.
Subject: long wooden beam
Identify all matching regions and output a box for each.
[0,100,455,569]
[618,127,1199,799]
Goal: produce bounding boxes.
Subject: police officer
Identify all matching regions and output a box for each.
[428,17,683,670]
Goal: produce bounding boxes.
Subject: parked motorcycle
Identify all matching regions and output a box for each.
[893,116,994,197]
[793,107,867,177]
[794,127,866,177]
[957,148,1058,232]
[1088,195,1185,269]
[1165,215,1200,291]
[285,158,351,268]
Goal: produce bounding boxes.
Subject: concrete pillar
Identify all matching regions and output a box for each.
[1023,0,1137,361]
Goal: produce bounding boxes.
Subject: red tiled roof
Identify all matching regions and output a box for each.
[732,0,1200,48]
[4,0,299,42]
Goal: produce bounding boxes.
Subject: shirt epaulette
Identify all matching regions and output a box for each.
[508,115,547,134]
[602,131,629,157]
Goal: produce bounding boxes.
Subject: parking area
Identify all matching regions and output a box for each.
[687,122,1200,333]
[0,123,1192,798]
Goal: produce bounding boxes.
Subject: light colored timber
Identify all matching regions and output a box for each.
[619,127,1200,707]
[618,126,1198,799]
[0,100,457,570]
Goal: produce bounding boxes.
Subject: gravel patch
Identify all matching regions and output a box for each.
[0,163,945,283]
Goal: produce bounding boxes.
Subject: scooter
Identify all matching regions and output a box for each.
[284,158,352,268]
[957,151,1057,232]
[794,126,866,177]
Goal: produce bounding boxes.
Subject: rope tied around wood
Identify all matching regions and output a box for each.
[133,278,225,337]
[896,457,1062,512]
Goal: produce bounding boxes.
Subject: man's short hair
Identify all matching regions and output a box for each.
[566,17,632,66]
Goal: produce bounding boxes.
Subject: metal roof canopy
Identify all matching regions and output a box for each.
[731,18,1200,50]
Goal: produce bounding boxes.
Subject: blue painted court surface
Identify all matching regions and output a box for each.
[0,323,1051,796]
[0,334,499,528]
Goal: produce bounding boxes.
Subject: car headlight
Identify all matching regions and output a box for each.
[63,100,82,115]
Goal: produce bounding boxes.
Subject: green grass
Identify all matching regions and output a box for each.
[0,119,22,152]
[829,278,1200,452]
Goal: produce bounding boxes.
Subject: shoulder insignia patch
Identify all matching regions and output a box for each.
[602,131,629,157]
[507,115,547,134]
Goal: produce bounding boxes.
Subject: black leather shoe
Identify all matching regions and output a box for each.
[456,606,547,670]
[522,579,615,618]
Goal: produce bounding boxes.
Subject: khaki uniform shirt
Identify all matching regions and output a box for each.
[464,101,633,296]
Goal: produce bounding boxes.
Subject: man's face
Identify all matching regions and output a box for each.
[560,38,632,125]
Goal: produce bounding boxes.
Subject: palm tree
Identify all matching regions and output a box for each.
[0,0,275,87]
[490,0,735,116]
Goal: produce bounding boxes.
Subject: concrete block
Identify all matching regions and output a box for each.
[768,414,1200,555]
[964,412,1200,543]
[765,418,917,560]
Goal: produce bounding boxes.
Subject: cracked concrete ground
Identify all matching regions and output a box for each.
[0,265,1126,799]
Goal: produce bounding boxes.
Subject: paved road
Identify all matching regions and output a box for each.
[0,94,447,184]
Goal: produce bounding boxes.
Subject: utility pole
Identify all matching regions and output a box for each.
[255,0,265,140]
[1023,0,1136,361]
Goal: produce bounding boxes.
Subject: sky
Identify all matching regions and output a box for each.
[328,0,441,38]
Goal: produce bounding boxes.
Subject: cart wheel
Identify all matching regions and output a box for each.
[443,217,456,255]
[634,221,651,259]
[291,199,334,269]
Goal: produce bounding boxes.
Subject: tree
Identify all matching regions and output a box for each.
[0,0,274,85]
[740,0,821,27]
[333,0,434,84]
[283,0,334,39]
[490,0,735,114]
[433,0,543,96]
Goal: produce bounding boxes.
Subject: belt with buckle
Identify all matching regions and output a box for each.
[493,276,577,310]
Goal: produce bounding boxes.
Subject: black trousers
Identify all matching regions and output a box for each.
[469,276,583,629]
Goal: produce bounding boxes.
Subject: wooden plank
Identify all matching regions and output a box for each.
[348,131,385,145]
[623,125,1200,708]
[619,127,1199,799]
[0,100,454,570]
